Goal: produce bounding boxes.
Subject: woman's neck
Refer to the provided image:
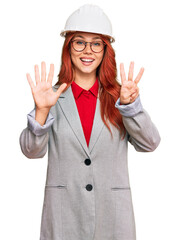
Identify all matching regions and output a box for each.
[74,72,97,90]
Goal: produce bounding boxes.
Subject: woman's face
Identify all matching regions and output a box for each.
[70,32,104,76]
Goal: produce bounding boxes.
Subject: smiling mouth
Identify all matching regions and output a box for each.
[80,58,95,63]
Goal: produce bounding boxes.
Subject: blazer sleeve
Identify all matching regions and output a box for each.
[19,108,55,159]
[115,96,161,152]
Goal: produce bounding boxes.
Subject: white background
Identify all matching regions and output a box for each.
[0,0,180,239]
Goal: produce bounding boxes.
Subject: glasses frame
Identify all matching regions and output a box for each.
[71,39,106,53]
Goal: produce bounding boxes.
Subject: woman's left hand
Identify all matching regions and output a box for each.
[120,62,144,105]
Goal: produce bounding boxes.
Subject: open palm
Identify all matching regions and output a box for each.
[120,62,144,105]
[26,61,67,111]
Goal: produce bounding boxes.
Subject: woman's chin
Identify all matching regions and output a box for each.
[77,67,96,75]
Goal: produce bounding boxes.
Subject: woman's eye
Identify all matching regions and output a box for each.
[93,42,101,46]
[76,41,84,45]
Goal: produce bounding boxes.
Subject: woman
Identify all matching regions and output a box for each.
[20,4,161,240]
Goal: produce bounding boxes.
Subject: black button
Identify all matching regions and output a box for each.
[86,184,93,191]
[84,159,91,166]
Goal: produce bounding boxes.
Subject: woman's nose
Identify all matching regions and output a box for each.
[84,42,92,53]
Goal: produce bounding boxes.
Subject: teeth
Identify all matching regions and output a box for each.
[81,58,94,62]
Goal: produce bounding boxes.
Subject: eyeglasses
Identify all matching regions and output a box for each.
[71,39,106,53]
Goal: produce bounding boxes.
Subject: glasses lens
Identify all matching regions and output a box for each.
[72,40,85,51]
[91,41,104,53]
[72,40,105,52]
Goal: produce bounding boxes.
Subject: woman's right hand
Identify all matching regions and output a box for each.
[26,61,67,125]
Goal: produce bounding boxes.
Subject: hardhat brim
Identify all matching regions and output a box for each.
[60,30,115,43]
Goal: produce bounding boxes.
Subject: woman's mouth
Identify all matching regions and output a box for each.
[80,58,95,66]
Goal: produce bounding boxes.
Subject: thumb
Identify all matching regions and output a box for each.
[56,83,68,98]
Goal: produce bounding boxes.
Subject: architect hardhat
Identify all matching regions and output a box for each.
[60,4,115,43]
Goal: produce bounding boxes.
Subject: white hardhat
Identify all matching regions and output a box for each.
[60,4,115,43]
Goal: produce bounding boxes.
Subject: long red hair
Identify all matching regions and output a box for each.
[56,32,125,137]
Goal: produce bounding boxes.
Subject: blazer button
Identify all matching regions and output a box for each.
[86,184,93,191]
[84,159,91,166]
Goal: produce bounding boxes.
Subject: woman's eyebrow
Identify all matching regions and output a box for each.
[74,35,84,39]
[92,36,102,40]
[73,35,102,40]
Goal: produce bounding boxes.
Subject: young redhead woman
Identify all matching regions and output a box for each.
[20,4,161,240]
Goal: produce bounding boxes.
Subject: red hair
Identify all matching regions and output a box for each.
[56,32,125,137]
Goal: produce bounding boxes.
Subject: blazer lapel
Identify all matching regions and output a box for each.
[88,97,105,153]
[54,84,105,158]
[56,85,91,158]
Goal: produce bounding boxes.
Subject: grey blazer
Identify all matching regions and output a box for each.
[20,84,160,240]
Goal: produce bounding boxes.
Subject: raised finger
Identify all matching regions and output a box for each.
[34,64,40,84]
[120,63,127,84]
[134,67,144,85]
[26,73,35,91]
[128,61,134,81]
[56,83,67,98]
[47,63,54,84]
[41,61,46,82]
